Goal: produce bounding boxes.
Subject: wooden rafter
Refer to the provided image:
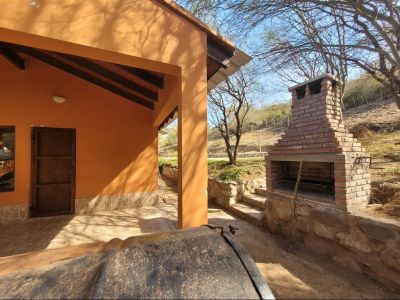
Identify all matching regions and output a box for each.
[57,53,158,101]
[14,45,154,110]
[0,43,25,70]
[159,107,177,130]
[118,65,164,89]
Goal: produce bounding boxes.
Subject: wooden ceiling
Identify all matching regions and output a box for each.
[0,39,234,119]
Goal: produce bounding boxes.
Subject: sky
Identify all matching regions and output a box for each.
[175,1,367,109]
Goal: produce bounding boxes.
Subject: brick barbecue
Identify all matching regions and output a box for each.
[266,74,371,212]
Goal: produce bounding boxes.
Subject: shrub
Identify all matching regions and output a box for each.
[218,166,244,181]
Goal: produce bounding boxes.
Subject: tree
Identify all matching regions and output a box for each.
[208,67,260,165]
[259,5,349,99]
[180,0,400,109]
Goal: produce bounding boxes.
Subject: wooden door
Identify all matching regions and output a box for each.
[31,127,76,216]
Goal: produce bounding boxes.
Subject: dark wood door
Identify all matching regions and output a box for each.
[31,127,76,216]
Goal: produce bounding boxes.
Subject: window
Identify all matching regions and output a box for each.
[0,126,15,192]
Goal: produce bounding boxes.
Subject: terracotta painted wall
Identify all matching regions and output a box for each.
[0,56,158,206]
[0,0,209,227]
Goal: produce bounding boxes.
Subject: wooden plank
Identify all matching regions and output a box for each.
[118,65,164,89]
[16,46,154,110]
[57,53,158,101]
[293,161,304,200]
[0,43,25,70]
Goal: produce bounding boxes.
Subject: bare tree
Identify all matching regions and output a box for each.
[259,5,349,99]
[180,0,400,109]
[208,67,259,165]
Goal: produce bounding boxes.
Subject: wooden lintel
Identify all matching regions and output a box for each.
[0,43,26,70]
[118,65,164,89]
[57,53,158,101]
[16,46,154,110]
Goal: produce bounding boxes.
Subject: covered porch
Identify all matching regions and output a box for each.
[0,0,249,228]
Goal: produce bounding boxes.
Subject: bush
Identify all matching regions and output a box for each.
[343,74,389,108]
[158,157,177,168]
[218,166,244,181]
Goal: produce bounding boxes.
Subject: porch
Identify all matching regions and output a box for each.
[0,176,396,299]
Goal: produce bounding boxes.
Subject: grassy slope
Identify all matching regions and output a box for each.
[159,157,265,181]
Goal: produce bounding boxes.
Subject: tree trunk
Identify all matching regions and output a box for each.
[227,147,235,165]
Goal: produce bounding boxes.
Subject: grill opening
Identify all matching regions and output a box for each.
[271,161,335,201]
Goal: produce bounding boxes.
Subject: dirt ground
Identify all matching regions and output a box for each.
[159,177,400,299]
[0,177,398,298]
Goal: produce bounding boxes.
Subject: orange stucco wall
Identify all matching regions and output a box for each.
[0,56,158,206]
[0,0,209,227]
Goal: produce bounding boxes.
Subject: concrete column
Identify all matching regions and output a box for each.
[177,63,208,228]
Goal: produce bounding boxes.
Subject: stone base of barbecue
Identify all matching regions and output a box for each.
[263,193,400,292]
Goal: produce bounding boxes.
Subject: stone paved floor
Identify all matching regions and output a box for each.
[0,177,399,299]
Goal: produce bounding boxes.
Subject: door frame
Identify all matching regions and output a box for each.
[30,127,76,217]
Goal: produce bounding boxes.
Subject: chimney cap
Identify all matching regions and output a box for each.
[288,73,342,92]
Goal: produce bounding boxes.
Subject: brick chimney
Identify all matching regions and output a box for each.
[266,74,371,212]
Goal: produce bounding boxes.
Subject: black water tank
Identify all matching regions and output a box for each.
[0,226,274,299]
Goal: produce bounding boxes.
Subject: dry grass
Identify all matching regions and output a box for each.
[360,131,400,162]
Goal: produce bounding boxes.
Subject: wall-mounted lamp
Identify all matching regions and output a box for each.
[52,95,66,104]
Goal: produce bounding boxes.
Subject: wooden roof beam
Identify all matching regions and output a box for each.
[0,42,26,70]
[57,53,158,101]
[15,45,154,110]
[118,65,164,89]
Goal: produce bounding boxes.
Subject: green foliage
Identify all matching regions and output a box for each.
[242,102,291,131]
[158,158,265,182]
[343,74,389,108]
[219,166,244,181]
[208,158,265,181]
[158,157,177,168]
[208,102,291,139]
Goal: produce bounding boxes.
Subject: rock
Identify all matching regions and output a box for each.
[280,221,295,237]
[312,207,346,227]
[304,235,336,256]
[296,217,310,233]
[336,227,371,253]
[360,257,400,292]
[313,220,336,240]
[275,200,294,221]
[380,242,400,272]
[237,182,245,194]
[207,179,237,208]
[295,204,311,217]
[357,217,397,242]
[265,212,279,234]
[333,250,362,273]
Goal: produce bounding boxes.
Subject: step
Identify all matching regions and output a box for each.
[240,193,267,210]
[255,187,268,196]
[227,202,265,227]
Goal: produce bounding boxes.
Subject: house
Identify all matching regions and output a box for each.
[0,0,250,227]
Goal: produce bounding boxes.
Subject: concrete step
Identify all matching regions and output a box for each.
[227,202,265,227]
[255,187,268,196]
[240,193,267,210]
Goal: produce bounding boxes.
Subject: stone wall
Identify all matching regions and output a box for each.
[0,205,27,224]
[161,166,178,182]
[265,194,400,291]
[208,179,238,208]
[75,192,158,215]
[161,165,265,207]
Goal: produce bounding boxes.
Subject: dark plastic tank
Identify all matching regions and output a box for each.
[0,226,274,299]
